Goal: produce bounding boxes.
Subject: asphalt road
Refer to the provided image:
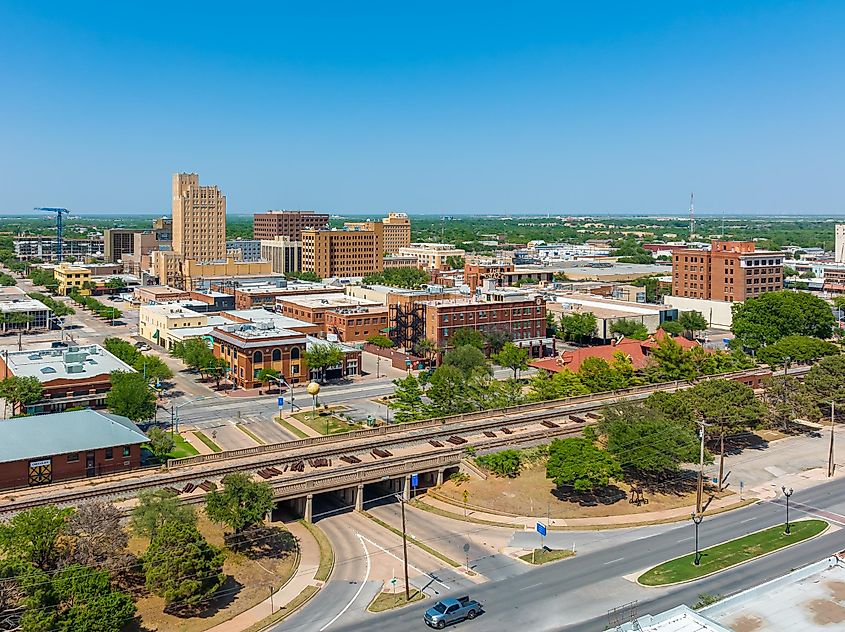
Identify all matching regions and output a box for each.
[313,477,845,632]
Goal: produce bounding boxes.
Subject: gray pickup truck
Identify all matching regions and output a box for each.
[424,595,482,628]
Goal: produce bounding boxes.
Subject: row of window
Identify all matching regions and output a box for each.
[67,446,130,462]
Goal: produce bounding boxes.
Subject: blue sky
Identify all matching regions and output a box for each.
[0,1,843,215]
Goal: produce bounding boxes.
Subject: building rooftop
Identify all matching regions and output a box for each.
[618,605,730,632]
[0,297,51,313]
[4,344,136,381]
[0,409,148,463]
[547,293,668,317]
[211,322,307,345]
[221,309,316,330]
[0,286,28,300]
[141,301,210,318]
[278,293,379,309]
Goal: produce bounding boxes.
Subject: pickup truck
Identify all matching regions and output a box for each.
[424,596,482,628]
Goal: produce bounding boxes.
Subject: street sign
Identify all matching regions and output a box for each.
[277,396,285,408]
[536,522,547,537]
[411,473,419,488]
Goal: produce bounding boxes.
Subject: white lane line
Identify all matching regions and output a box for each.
[677,537,693,543]
[739,517,756,524]
[520,582,544,592]
[604,557,625,565]
[359,535,451,590]
[319,533,371,631]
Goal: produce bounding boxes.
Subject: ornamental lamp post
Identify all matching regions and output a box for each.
[782,486,794,535]
[691,512,704,566]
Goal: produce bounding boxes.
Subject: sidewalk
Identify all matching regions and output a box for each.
[181,430,215,455]
[205,520,323,632]
[279,413,323,438]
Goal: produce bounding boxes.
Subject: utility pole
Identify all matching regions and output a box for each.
[829,401,836,478]
[397,494,411,601]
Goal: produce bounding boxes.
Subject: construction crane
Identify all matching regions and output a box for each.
[33,207,70,262]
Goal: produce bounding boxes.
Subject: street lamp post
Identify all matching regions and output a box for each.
[782,486,794,535]
[691,512,703,565]
[394,493,411,601]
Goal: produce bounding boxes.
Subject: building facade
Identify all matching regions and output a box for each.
[0,410,147,490]
[253,210,330,241]
[14,236,105,262]
[172,172,227,262]
[344,213,411,254]
[226,239,263,262]
[836,224,845,264]
[301,225,384,278]
[277,294,379,330]
[260,236,302,274]
[671,240,784,302]
[398,243,466,271]
[104,229,142,262]
[54,263,92,295]
[324,305,390,342]
[0,288,52,333]
[464,257,515,292]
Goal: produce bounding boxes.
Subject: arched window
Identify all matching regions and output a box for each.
[291,347,301,360]
[253,351,263,364]
[272,349,282,361]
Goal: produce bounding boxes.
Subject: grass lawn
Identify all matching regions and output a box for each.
[368,588,425,613]
[168,433,199,459]
[194,430,223,453]
[299,520,335,582]
[519,548,575,565]
[638,519,828,586]
[278,418,309,439]
[293,410,354,435]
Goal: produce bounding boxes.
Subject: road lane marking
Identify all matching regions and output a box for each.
[603,557,625,565]
[677,537,693,543]
[739,517,756,524]
[520,582,543,591]
[359,535,451,590]
[319,533,370,631]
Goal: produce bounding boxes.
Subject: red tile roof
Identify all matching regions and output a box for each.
[530,330,701,373]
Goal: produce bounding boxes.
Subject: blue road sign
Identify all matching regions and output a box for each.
[536,522,547,537]
[277,396,285,408]
[411,474,419,488]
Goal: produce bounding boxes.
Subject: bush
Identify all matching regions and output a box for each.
[476,449,522,478]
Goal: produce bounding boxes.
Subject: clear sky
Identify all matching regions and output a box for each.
[1,1,843,216]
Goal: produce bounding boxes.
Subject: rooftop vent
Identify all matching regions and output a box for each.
[66,363,85,374]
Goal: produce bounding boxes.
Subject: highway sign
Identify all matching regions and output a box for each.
[411,473,419,488]
[277,396,285,408]
[536,522,547,537]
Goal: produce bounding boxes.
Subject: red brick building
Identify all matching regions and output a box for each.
[253,210,329,241]
[0,409,147,490]
[324,305,390,342]
[463,257,515,292]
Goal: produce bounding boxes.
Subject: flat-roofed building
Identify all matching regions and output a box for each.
[464,257,514,292]
[54,263,92,295]
[398,243,466,271]
[139,302,214,350]
[325,305,390,342]
[133,285,191,304]
[277,293,380,330]
[672,240,784,302]
[344,212,411,254]
[226,239,262,262]
[104,228,142,263]
[253,210,329,241]
[229,281,343,310]
[14,236,105,262]
[544,293,677,341]
[301,224,384,278]
[0,344,136,413]
[383,254,419,269]
[0,294,52,333]
[260,236,302,274]
[0,409,148,490]
[172,172,227,262]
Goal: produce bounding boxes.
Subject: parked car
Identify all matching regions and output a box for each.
[134,341,151,351]
[424,596,482,628]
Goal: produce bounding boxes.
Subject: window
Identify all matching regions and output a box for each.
[67,453,79,463]
[253,351,263,363]
[272,349,282,361]
[105,448,113,460]
[123,446,130,457]
[291,347,301,360]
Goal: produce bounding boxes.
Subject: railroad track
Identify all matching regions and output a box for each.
[0,365,797,515]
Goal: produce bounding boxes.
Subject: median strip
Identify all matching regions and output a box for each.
[638,519,829,586]
[362,511,462,569]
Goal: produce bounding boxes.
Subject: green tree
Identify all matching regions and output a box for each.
[366,334,395,349]
[427,364,473,416]
[0,272,17,286]
[609,319,649,340]
[731,290,835,351]
[285,270,321,282]
[803,354,845,411]
[599,404,703,482]
[678,310,709,339]
[450,328,484,350]
[578,356,630,392]
[0,506,73,570]
[443,344,489,376]
[131,489,197,538]
[413,338,435,362]
[143,521,225,611]
[476,449,522,478]
[255,367,280,387]
[104,277,126,289]
[103,337,141,365]
[389,374,426,423]
[0,375,44,416]
[106,371,156,422]
[783,265,797,278]
[755,335,839,367]
[528,369,589,401]
[205,473,274,544]
[303,344,344,381]
[146,427,175,462]
[659,320,684,336]
[205,356,230,388]
[484,330,512,354]
[491,342,529,378]
[546,438,623,493]
[445,255,465,270]
[134,354,173,382]
[559,312,597,343]
[361,267,430,289]
[20,564,135,632]
[762,375,821,431]
[647,335,698,381]
[171,338,215,374]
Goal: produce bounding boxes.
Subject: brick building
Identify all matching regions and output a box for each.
[0,344,136,413]
[464,257,515,292]
[172,172,227,262]
[301,224,384,278]
[253,210,329,241]
[277,293,380,331]
[0,409,147,490]
[104,228,142,263]
[671,240,784,302]
[344,213,412,254]
[324,305,390,342]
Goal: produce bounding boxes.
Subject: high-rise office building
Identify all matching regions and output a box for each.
[835,224,845,263]
[301,224,384,278]
[253,210,329,241]
[260,236,302,274]
[104,228,142,262]
[344,213,411,254]
[172,173,226,262]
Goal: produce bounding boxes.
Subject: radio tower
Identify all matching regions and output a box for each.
[688,193,695,240]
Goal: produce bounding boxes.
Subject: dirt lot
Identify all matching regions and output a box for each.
[128,513,298,632]
[437,464,732,519]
